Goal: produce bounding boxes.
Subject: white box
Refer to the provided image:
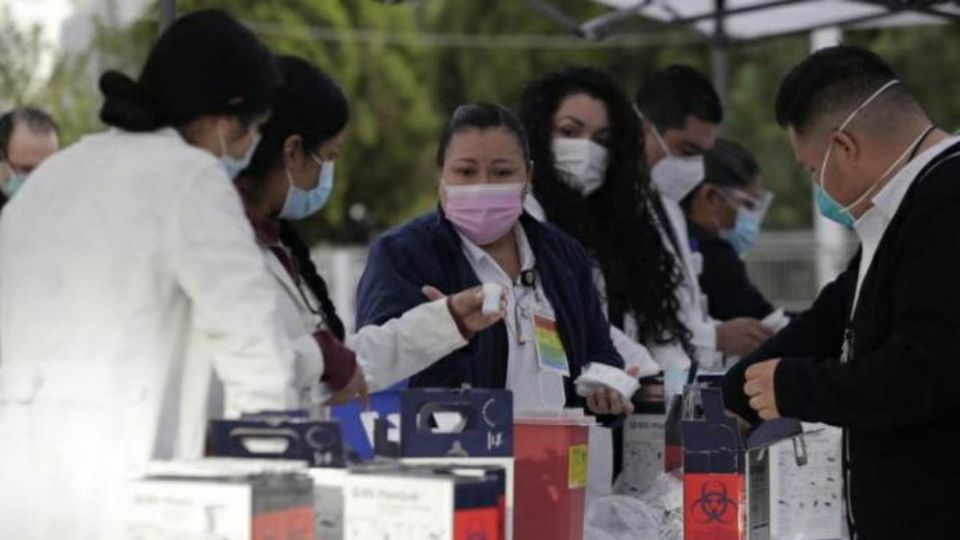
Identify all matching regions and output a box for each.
[769,424,844,540]
[124,480,257,540]
[122,459,313,540]
[400,456,514,540]
[616,413,666,496]
[310,468,350,540]
[344,474,455,540]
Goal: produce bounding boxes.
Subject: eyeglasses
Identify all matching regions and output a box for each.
[718,188,772,213]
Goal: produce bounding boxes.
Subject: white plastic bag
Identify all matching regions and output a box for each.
[585,473,683,540]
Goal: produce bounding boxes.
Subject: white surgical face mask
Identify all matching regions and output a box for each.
[648,125,705,202]
[551,138,609,197]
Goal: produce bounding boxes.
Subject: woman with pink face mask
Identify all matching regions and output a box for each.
[356,103,633,419]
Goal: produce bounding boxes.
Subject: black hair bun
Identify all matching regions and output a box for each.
[99,70,160,132]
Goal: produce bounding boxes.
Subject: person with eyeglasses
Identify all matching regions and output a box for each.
[176,58,510,457]
[0,107,59,211]
[681,138,778,322]
[356,103,634,419]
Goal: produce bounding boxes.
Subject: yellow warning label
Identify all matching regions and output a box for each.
[568,444,588,489]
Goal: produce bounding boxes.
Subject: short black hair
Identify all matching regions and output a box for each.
[436,103,530,167]
[703,138,759,190]
[634,64,723,130]
[0,107,59,157]
[99,9,278,132]
[775,45,903,134]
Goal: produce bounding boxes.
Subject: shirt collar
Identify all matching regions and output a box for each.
[458,223,536,276]
[868,134,960,222]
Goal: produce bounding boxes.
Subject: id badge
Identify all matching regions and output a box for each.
[533,309,570,376]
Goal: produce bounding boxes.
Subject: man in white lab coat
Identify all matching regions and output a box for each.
[634,66,774,371]
[0,10,338,539]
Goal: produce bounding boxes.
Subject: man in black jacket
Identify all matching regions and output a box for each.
[722,45,960,539]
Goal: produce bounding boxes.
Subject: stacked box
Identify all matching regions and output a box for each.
[122,459,314,540]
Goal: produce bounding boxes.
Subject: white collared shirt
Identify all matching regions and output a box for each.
[458,224,565,411]
[654,191,720,368]
[523,195,661,377]
[851,135,960,311]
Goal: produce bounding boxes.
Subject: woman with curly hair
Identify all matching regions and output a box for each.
[518,66,692,373]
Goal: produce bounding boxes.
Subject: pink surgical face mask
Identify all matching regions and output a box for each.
[442,181,524,246]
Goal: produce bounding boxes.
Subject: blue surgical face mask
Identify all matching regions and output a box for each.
[718,190,773,255]
[814,79,904,229]
[219,125,261,180]
[720,208,762,255]
[2,166,27,198]
[278,153,335,220]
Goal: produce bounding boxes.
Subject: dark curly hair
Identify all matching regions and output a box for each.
[518,65,690,348]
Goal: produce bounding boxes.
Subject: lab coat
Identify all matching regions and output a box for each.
[0,128,298,540]
[176,236,470,458]
[652,192,720,368]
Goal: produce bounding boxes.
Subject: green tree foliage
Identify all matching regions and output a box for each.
[0,6,45,109]
[5,1,959,239]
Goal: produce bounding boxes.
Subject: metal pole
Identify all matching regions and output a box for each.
[159,0,176,34]
[710,0,730,108]
[810,26,848,289]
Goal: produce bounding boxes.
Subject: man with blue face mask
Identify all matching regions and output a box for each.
[723,46,960,539]
[635,66,774,371]
[683,138,778,321]
[0,107,59,211]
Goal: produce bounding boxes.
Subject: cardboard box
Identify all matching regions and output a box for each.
[373,388,513,459]
[309,468,350,540]
[682,388,803,540]
[373,388,515,540]
[208,412,346,468]
[343,464,504,540]
[767,424,844,540]
[618,398,668,496]
[122,459,314,540]
[330,390,401,461]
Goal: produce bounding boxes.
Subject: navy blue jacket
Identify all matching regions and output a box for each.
[687,221,774,321]
[356,211,624,411]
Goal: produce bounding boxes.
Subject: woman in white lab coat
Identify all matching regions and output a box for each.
[0,11,319,540]
[177,56,506,448]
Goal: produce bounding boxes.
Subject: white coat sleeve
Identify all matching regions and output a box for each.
[167,163,297,417]
[344,298,467,393]
[610,325,660,378]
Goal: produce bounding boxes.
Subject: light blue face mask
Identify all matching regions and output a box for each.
[278,153,335,220]
[718,191,772,255]
[219,126,261,180]
[815,79,903,229]
[814,184,854,228]
[720,208,762,255]
[1,169,26,198]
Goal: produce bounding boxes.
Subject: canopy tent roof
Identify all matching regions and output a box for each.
[535,0,960,43]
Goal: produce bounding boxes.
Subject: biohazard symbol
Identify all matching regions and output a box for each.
[691,480,738,524]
